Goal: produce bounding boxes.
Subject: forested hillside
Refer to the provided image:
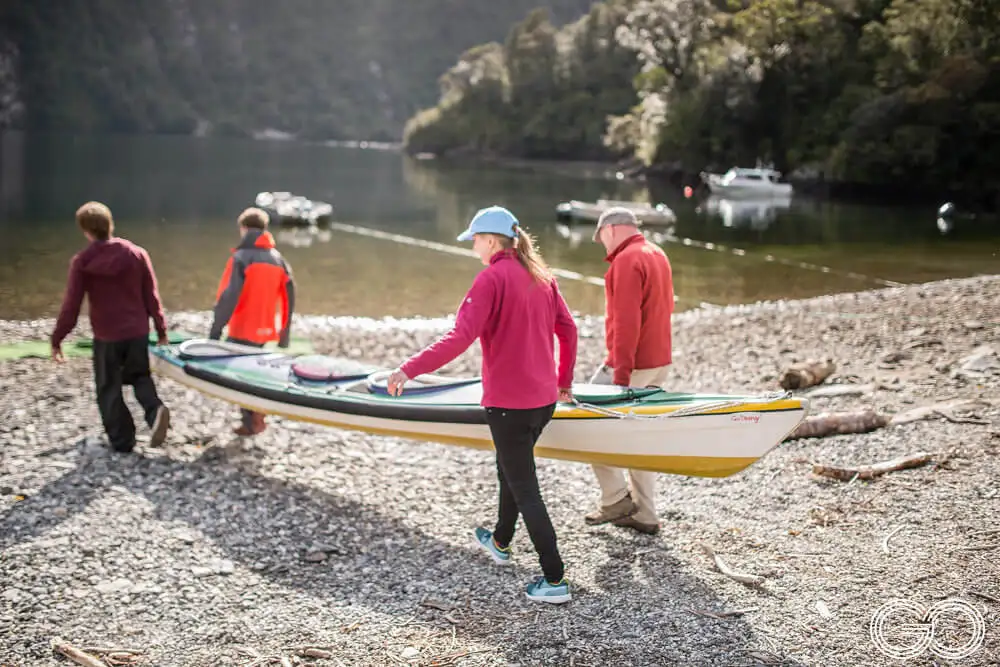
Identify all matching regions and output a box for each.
[0,0,594,140]
[4,0,997,206]
[406,0,1000,206]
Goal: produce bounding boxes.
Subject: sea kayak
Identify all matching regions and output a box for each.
[150,339,809,478]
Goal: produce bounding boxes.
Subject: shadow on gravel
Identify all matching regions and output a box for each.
[1,442,805,666]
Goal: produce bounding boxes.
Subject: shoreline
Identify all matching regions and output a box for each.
[2,274,998,666]
[3,273,996,335]
[407,151,1000,213]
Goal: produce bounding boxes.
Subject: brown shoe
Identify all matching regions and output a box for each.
[149,405,170,448]
[612,515,661,535]
[233,413,267,437]
[584,494,639,526]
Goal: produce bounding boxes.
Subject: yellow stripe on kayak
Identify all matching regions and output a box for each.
[535,448,762,477]
[554,399,804,419]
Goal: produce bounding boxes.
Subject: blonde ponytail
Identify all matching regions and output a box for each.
[512,226,552,285]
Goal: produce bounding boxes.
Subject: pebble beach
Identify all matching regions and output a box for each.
[2,274,998,667]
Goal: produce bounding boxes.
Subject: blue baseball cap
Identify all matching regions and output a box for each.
[456,206,519,242]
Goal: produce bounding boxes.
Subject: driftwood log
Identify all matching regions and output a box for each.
[812,452,934,481]
[780,359,836,390]
[298,648,334,659]
[51,640,105,667]
[785,409,891,440]
[785,397,992,443]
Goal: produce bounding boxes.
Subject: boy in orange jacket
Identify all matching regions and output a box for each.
[209,207,295,435]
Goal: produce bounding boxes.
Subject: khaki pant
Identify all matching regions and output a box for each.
[588,364,670,525]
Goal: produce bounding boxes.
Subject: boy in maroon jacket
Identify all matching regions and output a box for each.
[50,201,171,453]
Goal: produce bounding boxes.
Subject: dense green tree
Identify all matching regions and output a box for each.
[828,0,1000,202]
[597,0,998,204]
[404,2,641,159]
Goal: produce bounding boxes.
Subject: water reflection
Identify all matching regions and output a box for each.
[401,154,652,240]
[274,226,334,249]
[0,131,25,221]
[698,195,793,231]
[3,133,997,321]
[553,223,589,250]
[1,131,412,225]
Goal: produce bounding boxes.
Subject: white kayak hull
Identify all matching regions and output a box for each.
[150,342,809,478]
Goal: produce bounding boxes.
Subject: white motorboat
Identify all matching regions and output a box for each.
[700,167,793,199]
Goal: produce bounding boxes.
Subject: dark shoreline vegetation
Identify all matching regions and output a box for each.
[403,0,1000,212]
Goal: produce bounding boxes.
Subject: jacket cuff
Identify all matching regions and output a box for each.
[399,360,417,379]
[612,368,631,386]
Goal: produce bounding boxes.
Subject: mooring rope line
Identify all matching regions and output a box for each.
[329,222,608,288]
[569,390,791,419]
[327,221,903,312]
[647,230,904,288]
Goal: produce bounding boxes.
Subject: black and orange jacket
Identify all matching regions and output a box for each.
[209,229,295,344]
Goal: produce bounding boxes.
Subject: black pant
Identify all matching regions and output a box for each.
[93,336,163,452]
[226,336,264,426]
[486,403,564,583]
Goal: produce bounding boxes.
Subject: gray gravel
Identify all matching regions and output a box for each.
[2,275,999,666]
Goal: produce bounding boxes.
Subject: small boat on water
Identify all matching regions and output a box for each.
[150,339,809,478]
[699,167,793,199]
[255,191,334,227]
[556,199,677,226]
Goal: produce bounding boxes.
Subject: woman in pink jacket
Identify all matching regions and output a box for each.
[387,205,578,604]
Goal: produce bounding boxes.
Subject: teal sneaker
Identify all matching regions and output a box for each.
[525,576,571,604]
[474,527,512,565]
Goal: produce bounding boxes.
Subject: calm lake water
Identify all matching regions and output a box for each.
[1,131,998,321]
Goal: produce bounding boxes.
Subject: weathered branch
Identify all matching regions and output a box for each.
[51,640,105,667]
[81,648,144,656]
[882,525,905,555]
[699,543,765,587]
[812,452,934,481]
[889,399,988,426]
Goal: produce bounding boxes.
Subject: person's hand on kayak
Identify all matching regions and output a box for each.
[51,344,64,364]
[156,333,169,346]
[558,387,574,403]
[387,368,409,396]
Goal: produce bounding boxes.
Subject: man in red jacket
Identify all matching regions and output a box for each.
[209,207,295,436]
[51,201,171,453]
[585,207,674,534]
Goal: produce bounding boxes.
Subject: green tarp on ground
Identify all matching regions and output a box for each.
[0,330,314,361]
